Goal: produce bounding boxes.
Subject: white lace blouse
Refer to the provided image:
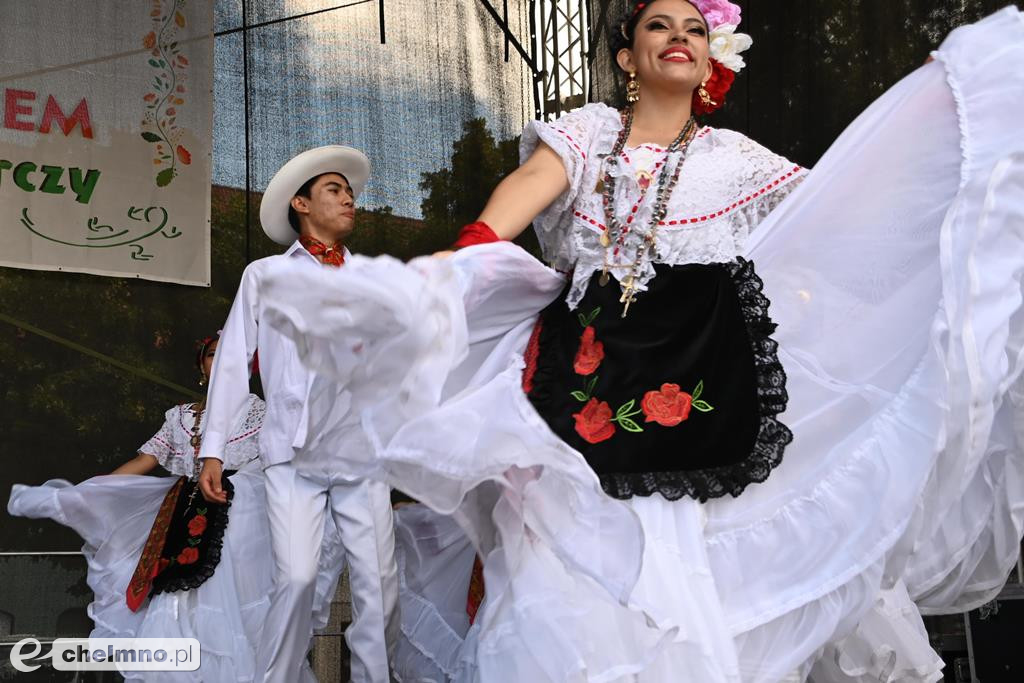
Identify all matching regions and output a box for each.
[521,102,806,309]
[139,394,264,478]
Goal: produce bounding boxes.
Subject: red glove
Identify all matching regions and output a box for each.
[452,221,500,249]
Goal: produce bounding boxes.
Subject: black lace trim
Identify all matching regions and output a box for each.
[598,257,793,502]
[150,473,235,596]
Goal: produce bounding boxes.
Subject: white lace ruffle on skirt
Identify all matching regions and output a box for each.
[258,8,1024,682]
[7,463,343,682]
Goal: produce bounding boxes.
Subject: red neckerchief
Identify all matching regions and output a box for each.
[299,235,346,267]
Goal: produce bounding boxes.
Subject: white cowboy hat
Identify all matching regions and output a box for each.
[259,145,370,245]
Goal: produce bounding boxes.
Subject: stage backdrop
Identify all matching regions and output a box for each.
[0,0,213,286]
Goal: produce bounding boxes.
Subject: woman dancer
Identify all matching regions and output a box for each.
[258,2,1024,681]
[8,335,341,681]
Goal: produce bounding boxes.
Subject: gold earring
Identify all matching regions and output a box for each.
[198,374,207,388]
[626,71,640,104]
[698,81,716,107]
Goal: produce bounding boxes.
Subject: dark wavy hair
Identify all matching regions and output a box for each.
[610,0,709,57]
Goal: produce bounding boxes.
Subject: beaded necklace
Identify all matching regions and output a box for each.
[598,106,699,317]
[185,400,205,508]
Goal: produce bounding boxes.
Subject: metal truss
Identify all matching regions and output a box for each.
[534,0,590,119]
[475,0,593,120]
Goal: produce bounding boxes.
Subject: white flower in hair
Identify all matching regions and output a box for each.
[709,23,753,72]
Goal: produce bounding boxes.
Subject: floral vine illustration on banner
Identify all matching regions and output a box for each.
[19,206,181,261]
[141,0,192,188]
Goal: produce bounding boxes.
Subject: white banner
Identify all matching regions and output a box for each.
[0,0,213,286]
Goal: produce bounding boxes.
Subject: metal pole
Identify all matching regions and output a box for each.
[504,0,510,61]
[530,0,542,119]
[551,2,561,116]
[242,0,251,264]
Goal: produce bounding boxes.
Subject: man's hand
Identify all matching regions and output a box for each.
[198,458,228,503]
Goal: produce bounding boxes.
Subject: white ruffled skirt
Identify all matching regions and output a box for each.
[7,462,343,682]
[260,8,1024,683]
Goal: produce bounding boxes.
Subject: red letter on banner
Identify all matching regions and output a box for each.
[39,96,94,139]
[4,89,36,131]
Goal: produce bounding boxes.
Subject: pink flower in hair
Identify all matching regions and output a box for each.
[692,0,742,30]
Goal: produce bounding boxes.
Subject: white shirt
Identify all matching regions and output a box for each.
[200,240,351,468]
[521,102,807,309]
[141,394,264,477]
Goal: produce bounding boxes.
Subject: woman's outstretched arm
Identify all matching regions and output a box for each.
[110,452,159,475]
[477,142,570,241]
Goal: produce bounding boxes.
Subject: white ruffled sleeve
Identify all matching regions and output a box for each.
[519,103,617,267]
[138,406,182,473]
[222,395,265,469]
[714,129,807,236]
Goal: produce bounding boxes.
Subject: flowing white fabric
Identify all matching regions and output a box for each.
[258,8,1024,682]
[808,581,944,683]
[7,458,344,681]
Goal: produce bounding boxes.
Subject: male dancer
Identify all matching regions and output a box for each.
[197,146,399,683]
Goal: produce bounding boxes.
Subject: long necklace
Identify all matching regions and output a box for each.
[598,106,699,317]
[185,400,206,507]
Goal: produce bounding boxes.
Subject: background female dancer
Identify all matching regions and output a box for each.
[8,334,341,681]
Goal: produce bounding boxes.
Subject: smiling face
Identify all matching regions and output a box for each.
[617,0,713,97]
[290,172,356,242]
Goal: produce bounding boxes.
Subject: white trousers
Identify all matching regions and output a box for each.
[258,462,399,683]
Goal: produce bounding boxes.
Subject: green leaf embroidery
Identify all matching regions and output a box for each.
[141,131,162,142]
[586,375,598,396]
[693,380,704,400]
[616,399,637,418]
[148,59,160,67]
[570,391,589,402]
[617,417,644,433]
[188,537,201,546]
[692,400,714,413]
[579,307,601,328]
[196,508,207,515]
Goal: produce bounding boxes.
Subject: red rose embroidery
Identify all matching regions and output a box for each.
[692,59,735,116]
[641,384,693,426]
[573,398,616,444]
[573,326,605,376]
[187,515,207,537]
[177,547,199,565]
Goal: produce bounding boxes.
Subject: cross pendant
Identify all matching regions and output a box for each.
[620,285,636,318]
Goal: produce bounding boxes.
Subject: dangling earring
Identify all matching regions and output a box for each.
[626,71,640,104]
[698,81,716,107]
[198,373,207,388]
